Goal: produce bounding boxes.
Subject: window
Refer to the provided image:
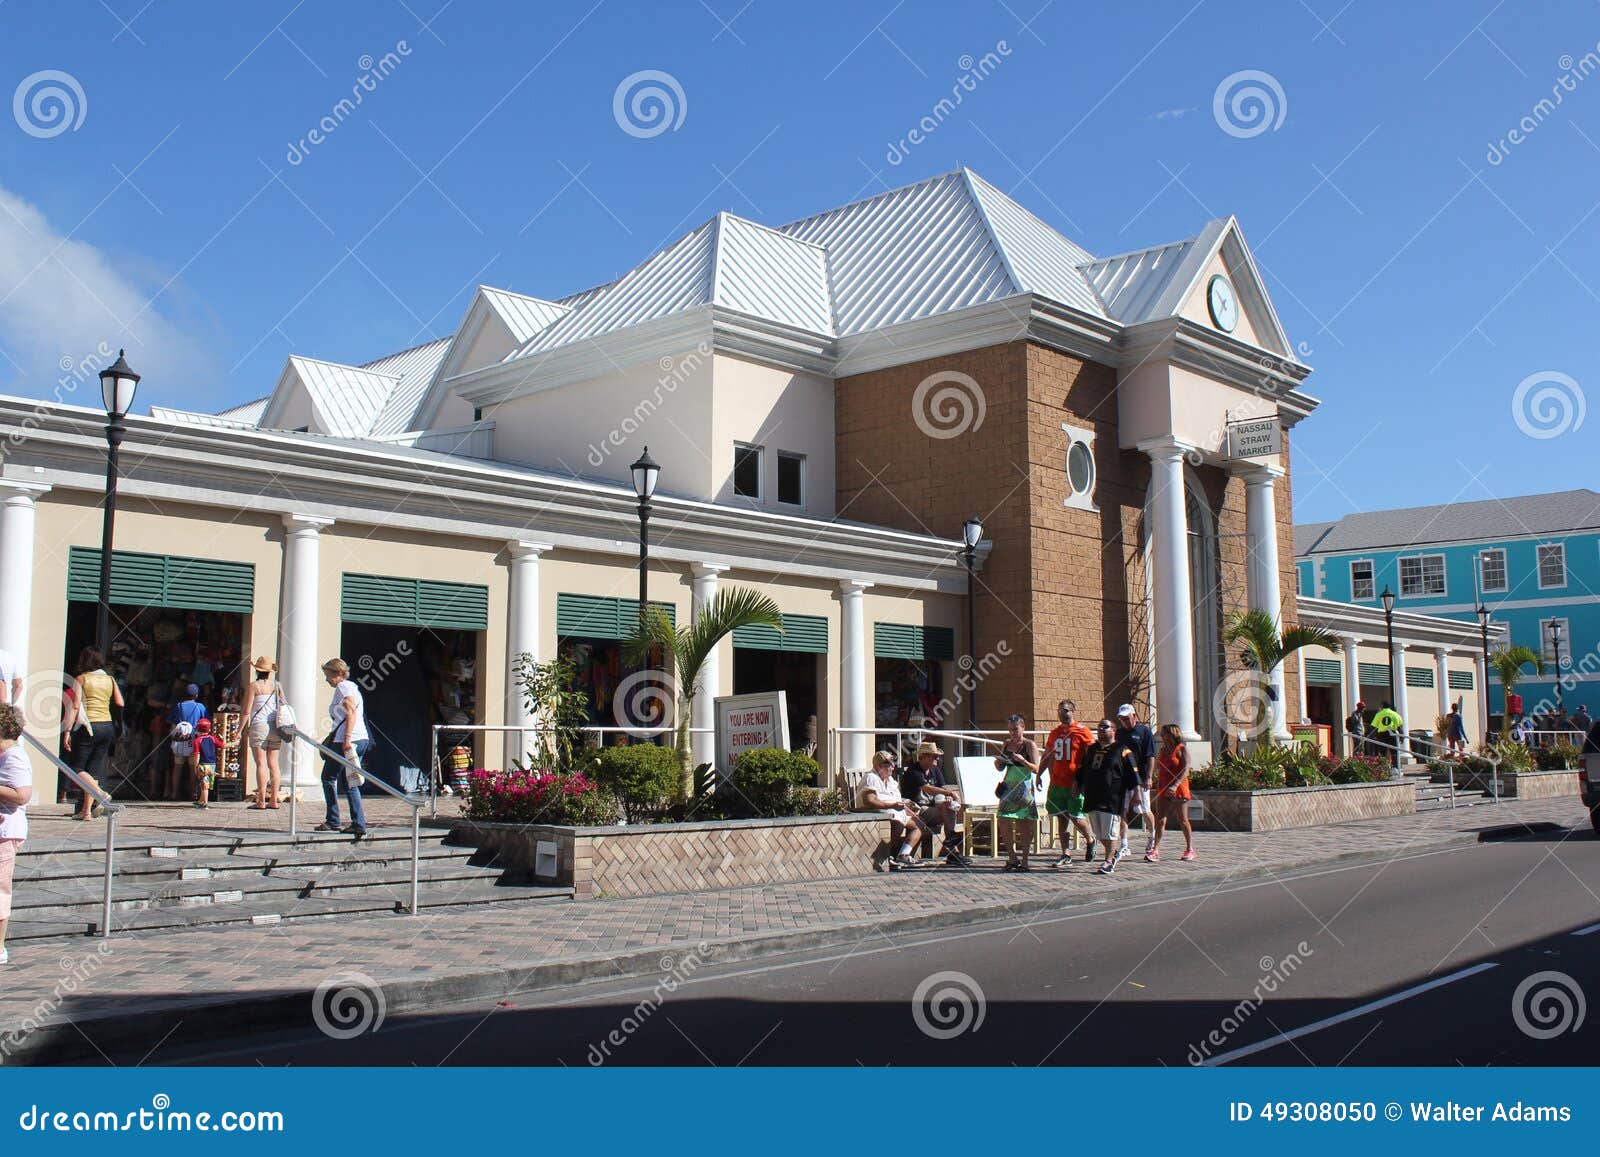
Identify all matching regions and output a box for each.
[1540,617,1570,664]
[1398,553,1445,597]
[1537,543,1566,589]
[777,451,805,506]
[1479,548,1507,593]
[1349,559,1375,601]
[733,443,763,499]
[1060,422,1098,512]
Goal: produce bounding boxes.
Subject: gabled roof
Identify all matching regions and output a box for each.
[479,287,571,342]
[150,398,268,429]
[277,357,401,438]
[1078,235,1204,324]
[1294,490,1600,555]
[363,337,452,437]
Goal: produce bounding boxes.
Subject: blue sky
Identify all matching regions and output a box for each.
[0,0,1596,522]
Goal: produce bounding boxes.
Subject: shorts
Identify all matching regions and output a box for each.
[0,839,18,921]
[1089,811,1122,843]
[1046,785,1086,818]
[1157,777,1192,802]
[247,715,282,750]
[1128,786,1152,813]
[885,807,910,826]
[197,763,217,790]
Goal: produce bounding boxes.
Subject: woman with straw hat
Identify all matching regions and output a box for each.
[239,656,284,809]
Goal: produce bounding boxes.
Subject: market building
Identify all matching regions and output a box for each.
[0,167,1487,795]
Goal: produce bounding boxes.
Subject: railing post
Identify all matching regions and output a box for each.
[101,808,116,939]
[288,736,299,840]
[410,808,421,916]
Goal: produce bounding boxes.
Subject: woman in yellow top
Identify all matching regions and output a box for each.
[63,646,122,821]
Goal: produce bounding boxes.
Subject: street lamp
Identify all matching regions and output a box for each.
[961,517,984,749]
[1476,603,1492,748]
[95,350,140,653]
[1548,619,1566,721]
[1380,585,1398,768]
[629,445,660,629]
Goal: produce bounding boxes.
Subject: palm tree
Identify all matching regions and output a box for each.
[625,587,783,799]
[1490,644,1543,734]
[1222,609,1340,742]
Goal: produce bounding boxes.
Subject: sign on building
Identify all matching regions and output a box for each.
[1227,416,1282,459]
[714,691,790,778]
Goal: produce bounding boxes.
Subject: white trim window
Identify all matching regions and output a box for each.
[1398,553,1446,597]
[733,442,763,500]
[1060,421,1098,513]
[776,450,805,507]
[1349,558,1375,602]
[1541,616,1571,664]
[1479,548,1508,594]
[1537,542,1566,589]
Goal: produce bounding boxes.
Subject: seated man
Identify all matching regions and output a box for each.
[858,751,921,870]
[900,740,969,866]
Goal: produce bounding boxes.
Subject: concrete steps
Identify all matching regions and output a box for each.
[7,827,573,941]
[1404,770,1497,812]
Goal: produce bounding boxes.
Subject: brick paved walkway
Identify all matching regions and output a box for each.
[1,795,1590,1064]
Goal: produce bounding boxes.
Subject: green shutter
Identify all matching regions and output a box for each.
[555,594,675,640]
[874,623,956,661]
[1358,662,1391,686]
[1304,657,1342,685]
[342,574,489,630]
[68,547,253,614]
[733,613,828,653]
[1405,666,1434,688]
[1448,670,1475,690]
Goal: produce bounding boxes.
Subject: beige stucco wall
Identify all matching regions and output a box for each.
[1342,640,1485,748]
[1115,361,1282,470]
[710,355,836,516]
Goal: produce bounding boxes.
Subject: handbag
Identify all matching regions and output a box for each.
[999,773,1035,811]
[273,701,297,738]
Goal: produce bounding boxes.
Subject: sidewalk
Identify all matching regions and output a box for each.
[1,795,1589,1065]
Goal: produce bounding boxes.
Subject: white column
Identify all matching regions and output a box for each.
[0,481,48,705]
[280,514,332,795]
[1243,465,1290,741]
[1295,651,1308,726]
[838,579,873,770]
[1141,440,1200,741]
[1474,651,1489,743]
[505,541,552,767]
[1341,635,1361,755]
[690,563,729,770]
[1390,637,1409,765]
[1433,647,1451,723]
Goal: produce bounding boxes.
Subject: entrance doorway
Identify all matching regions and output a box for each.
[733,648,819,750]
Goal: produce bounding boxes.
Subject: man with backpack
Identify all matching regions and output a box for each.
[163,684,208,802]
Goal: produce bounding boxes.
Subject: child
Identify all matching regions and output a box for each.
[192,718,217,810]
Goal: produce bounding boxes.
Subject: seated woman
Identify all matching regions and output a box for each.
[857,751,922,870]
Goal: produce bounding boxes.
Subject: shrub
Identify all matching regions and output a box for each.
[726,747,822,817]
[1318,754,1389,784]
[1536,741,1581,770]
[1489,737,1534,772]
[1192,746,1289,791]
[586,743,681,822]
[789,786,852,816]
[462,767,619,827]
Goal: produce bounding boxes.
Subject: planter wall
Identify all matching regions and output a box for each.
[1193,780,1414,832]
[442,813,886,899]
[1446,768,1584,800]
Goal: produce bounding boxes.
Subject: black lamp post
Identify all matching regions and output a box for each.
[95,350,140,653]
[961,517,984,748]
[629,446,660,625]
[1476,603,1492,748]
[1548,619,1566,721]
[1380,585,1398,767]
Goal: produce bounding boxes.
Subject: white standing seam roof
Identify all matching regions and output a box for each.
[149,399,267,429]
[479,287,571,343]
[712,214,833,335]
[288,357,402,439]
[1077,237,1200,323]
[363,337,453,437]
[217,397,270,424]
[963,170,1105,316]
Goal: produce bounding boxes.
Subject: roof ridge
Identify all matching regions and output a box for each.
[358,335,451,369]
[718,210,831,254]
[1077,231,1202,269]
[777,167,968,231]
[290,354,402,380]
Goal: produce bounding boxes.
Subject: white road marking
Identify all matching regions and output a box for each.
[1572,921,1600,936]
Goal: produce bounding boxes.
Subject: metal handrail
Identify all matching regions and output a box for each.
[280,726,422,915]
[22,731,122,937]
[1340,728,1505,805]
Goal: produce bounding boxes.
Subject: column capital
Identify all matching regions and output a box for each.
[1136,436,1198,462]
[838,578,874,595]
[1432,646,1451,660]
[691,562,731,579]
[283,513,334,533]
[0,478,51,502]
[1340,634,1362,648]
[507,540,554,560]
[1237,461,1287,485]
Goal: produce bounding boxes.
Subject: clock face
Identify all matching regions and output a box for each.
[1207,274,1238,333]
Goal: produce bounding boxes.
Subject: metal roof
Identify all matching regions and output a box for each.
[1295,490,1600,555]
[364,337,453,437]
[714,213,833,334]
[149,400,265,429]
[288,357,401,439]
[478,287,570,342]
[1079,236,1201,323]
[964,170,1104,315]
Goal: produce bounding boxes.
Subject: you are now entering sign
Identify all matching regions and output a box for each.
[714,692,790,777]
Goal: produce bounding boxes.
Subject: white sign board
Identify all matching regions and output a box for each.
[1227,417,1282,459]
[714,691,790,778]
[952,755,1005,807]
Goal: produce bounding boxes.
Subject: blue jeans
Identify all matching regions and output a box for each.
[321,738,371,829]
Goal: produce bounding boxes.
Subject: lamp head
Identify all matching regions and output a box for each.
[99,349,140,416]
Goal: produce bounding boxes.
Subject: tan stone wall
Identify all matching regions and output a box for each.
[1195,781,1415,832]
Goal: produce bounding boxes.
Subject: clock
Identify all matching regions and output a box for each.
[1207,274,1239,333]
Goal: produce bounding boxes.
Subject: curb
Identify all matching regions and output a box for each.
[3,821,1553,1065]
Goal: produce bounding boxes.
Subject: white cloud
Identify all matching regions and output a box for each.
[1149,107,1198,120]
[0,184,214,408]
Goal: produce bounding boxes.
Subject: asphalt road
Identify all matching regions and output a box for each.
[148,830,1600,1066]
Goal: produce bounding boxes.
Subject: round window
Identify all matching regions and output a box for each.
[1066,439,1095,496]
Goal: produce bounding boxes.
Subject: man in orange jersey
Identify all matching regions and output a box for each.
[1040,699,1095,868]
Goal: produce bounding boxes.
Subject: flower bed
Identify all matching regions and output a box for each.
[1192,780,1415,832]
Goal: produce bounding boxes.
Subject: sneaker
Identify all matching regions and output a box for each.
[1053,854,1072,869]
[1096,860,1116,875]
[944,851,972,868]
[0,947,9,965]
[1000,861,1017,873]
[1085,846,1097,863]
[1181,848,1197,862]
[1015,863,1031,872]
[1118,841,1129,858]
[1144,849,1160,863]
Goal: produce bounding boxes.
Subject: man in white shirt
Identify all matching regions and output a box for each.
[858,750,922,870]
